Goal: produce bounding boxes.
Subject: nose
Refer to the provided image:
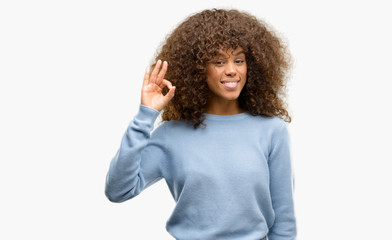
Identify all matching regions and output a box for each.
[224,62,236,76]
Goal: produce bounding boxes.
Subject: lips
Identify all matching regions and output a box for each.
[220,80,240,89]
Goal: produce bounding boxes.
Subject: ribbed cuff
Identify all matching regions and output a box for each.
[132,105,161,130]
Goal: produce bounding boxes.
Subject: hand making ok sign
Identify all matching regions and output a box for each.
[141,60,176,111]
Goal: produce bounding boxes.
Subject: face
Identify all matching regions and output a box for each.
[206,47,247,102]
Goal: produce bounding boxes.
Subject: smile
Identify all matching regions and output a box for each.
[220,80,240,89]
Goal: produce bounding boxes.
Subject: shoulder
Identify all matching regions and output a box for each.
[246,115,289,146]
[247,114,287,131]
[152,119,192,136]
[263,116,289,145]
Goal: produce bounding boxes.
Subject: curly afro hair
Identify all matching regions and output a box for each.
[152,8,292,128]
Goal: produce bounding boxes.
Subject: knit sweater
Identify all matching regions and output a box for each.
[105,105,296,240]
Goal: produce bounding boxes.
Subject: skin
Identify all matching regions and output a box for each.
[141,47,247,115]
[205,47,247,115]
[141,60,175,112]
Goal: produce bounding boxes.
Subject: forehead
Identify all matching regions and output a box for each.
[216,46,245,56]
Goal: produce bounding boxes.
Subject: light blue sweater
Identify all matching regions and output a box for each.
[105,105,296,240]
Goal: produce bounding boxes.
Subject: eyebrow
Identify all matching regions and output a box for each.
[233,50,245,56]
[216,50,245,57]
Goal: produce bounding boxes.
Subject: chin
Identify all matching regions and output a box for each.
[222,93,241,101]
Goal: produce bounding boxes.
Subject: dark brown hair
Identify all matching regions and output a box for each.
[153,8,292,128]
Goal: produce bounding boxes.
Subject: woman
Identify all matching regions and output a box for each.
[105,8,296,240]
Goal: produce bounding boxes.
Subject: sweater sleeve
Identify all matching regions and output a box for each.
[105,105,167,203]
[267,122,297,240]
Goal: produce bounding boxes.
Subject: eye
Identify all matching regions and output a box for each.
[235,59,245,64]
[214,60,225,66]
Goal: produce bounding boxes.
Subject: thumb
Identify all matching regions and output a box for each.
[164,86,176,102]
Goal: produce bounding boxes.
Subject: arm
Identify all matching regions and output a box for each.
[105,105,164,202]
[105,60,175,202]
[267,122,297,240]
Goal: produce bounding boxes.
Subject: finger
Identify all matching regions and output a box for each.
[164,85,176,102]
[159,79,173,89]
[143,66,150,86]
[150,60,162,84]
[160,79,175,100]
[156,61,168,85]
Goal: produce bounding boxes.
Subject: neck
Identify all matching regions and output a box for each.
[205,97,245,115]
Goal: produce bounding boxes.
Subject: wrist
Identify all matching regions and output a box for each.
[140,104,161,114]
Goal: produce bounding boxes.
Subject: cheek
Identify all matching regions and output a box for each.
[206,67,219,82]
[241,66,247,79]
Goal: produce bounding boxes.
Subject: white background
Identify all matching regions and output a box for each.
[1,0,391,239]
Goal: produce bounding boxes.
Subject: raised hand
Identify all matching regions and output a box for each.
[141,60,176,111]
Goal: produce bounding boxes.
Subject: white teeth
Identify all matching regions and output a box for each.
[223,82,238,87]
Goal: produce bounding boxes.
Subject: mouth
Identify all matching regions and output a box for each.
[220,80,240,89]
